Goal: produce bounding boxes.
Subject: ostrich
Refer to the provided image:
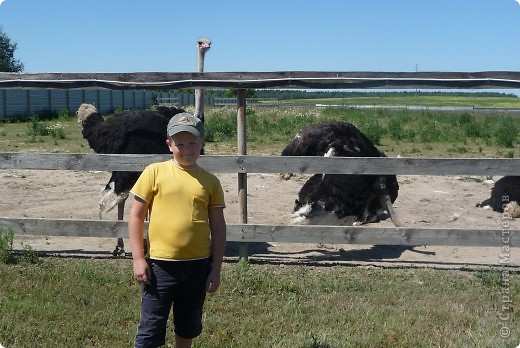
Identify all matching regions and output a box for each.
[281,121,404,228]
[194,37,211,125]
[77,103,185,255]
[194,37,211,155]
[476,176,520,218]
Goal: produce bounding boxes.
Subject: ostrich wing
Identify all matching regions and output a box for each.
[281,121,382,157]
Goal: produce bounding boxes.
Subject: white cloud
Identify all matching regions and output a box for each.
[516,0,520,5]
[0,0,5,5]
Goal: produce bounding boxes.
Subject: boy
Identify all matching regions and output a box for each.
[129,112,226,348]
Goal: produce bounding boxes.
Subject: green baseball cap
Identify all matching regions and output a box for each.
[167,113,204,138]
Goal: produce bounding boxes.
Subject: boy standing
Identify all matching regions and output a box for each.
[129,113,226,348]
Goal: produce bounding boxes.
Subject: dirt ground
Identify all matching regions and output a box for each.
[0,168,518,270]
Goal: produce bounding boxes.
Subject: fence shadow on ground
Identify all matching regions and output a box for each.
[224,243,438,264]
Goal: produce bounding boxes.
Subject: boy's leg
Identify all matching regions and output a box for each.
[134,261,175,348]
[175,335,193,348]
[172,258,211,341]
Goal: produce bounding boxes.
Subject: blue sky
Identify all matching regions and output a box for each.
[1,0,520,74]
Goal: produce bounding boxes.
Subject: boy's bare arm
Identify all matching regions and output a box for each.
[207,207,226,293]
[129,196,151,284]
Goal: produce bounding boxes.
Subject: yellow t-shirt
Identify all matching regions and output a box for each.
[130,160,225,260]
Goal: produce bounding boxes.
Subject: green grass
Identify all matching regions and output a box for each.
[0,227,40,265]
[273,94,520,108]
[202,106,519,157]
[0,112,88,153]
[0,105,519,158]
[0,258,517,347]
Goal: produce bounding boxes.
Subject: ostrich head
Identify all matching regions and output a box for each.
[197,37,211,72]
[76,103,99,126]
[197,37,211,53]
[505,201,520,218]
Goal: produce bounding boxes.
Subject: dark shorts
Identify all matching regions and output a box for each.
[134,257,211,348]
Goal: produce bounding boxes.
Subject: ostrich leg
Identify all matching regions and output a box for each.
[112,200,149,257]
[112,200,126,256]
[111,198,149,257]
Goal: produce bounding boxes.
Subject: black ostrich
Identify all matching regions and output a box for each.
[477,176,520,217]
[77,103,185,255]
[281,121,403,227]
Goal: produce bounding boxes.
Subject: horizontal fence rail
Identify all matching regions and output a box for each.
[0,218,516,248]
[2,71,520,90]
[1,153,520,176]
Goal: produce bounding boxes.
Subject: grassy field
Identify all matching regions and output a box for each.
[270,94,520,108]
[0,257,518,348]
[0,104,519,158]
[0,103,519,347]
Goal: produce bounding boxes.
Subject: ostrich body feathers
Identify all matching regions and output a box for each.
[77,103,184,215]
[282,121,400,226]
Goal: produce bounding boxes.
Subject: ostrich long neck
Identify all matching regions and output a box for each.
[194,49,206,123]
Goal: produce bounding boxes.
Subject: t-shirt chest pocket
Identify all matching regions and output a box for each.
[192,197,209,222]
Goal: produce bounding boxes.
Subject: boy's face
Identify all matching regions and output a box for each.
[166,131,203,169]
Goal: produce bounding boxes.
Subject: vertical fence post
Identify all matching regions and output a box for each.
[26,90,30,116]
[47,89,52,112]
[66,90,70,114]
[110,90,113,112]
[2,90,7,118]
[236,89,248,261]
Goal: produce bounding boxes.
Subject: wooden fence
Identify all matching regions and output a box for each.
[0,71,519,259]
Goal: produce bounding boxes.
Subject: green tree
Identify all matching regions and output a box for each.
[0,26,24,72]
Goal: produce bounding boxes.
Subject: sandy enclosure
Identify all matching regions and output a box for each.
[0,168,518,270]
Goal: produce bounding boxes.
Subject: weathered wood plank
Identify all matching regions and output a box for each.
[1,153,520,176]
[0,153,172,171]
[0,218,128,238]
[227,224,516,248]
[1,71,520,90]
[0,218,516,248]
